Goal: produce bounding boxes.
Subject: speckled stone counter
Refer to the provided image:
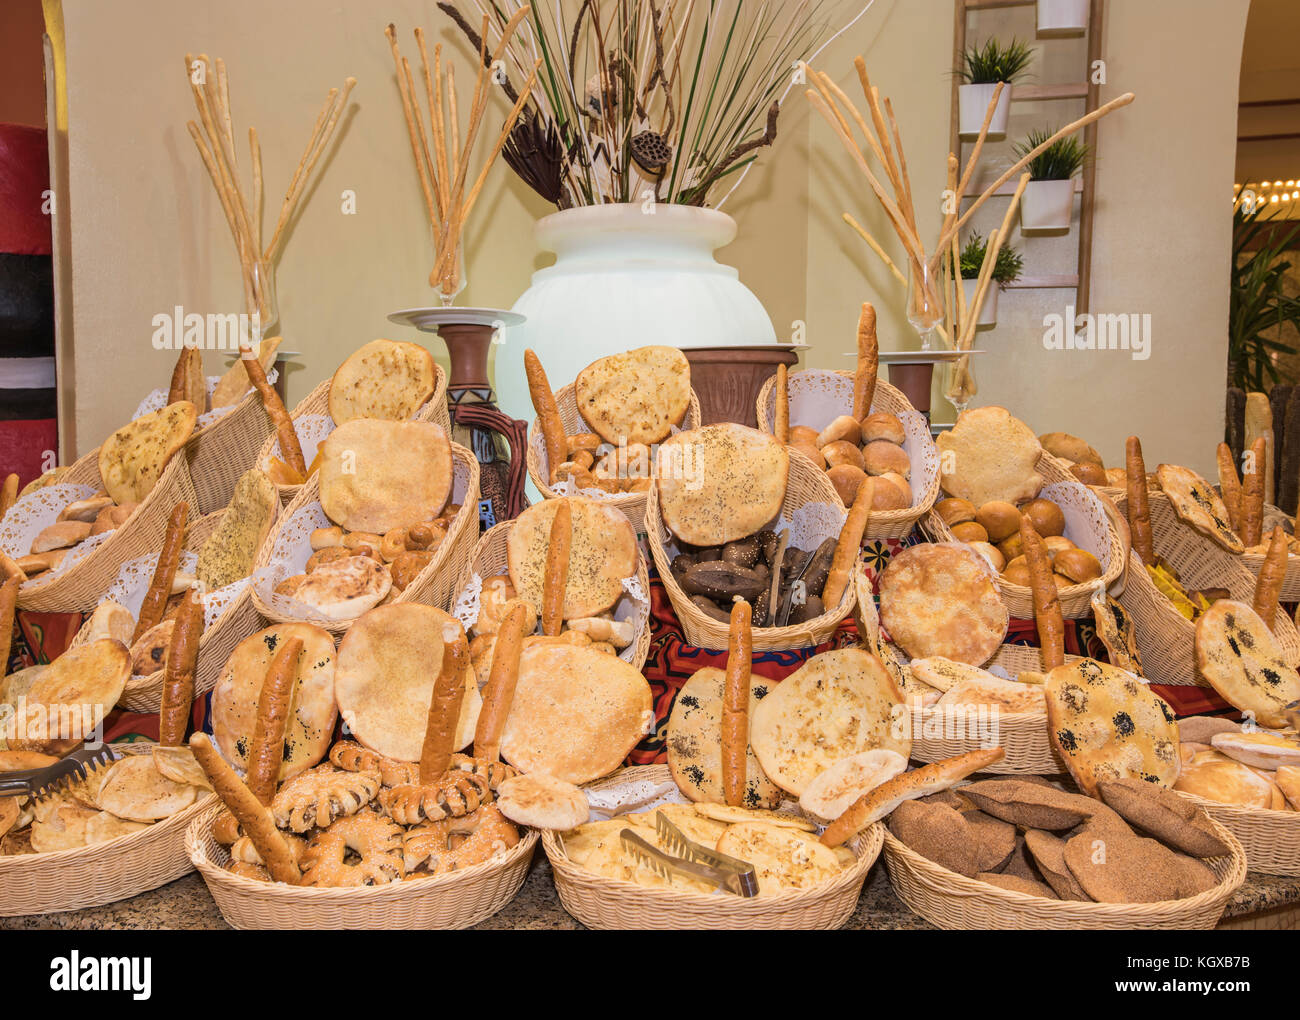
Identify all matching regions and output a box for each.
[3,857,1296,930]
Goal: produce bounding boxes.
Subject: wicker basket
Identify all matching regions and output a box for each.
[0,744,216,916]
[526,381,702,530]
[1177,791,1300,877]
[449,520,653,671]
[1239,519,1300,601]
[646,452,859,651]
[186,802,537,929]
[183,388,274,515]
[756,369,939,541]
[250,442,480,634]
[923,455,1125,619]
[7,447,200,614]
[542,764,884,929]
[883,811,1247,929]
[1114,490,1300,686]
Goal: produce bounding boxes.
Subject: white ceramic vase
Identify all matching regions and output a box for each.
[962,277,998,327]
[1037,0,1089,36]
[958,82,1012,139]
[499,203,776,421]
[1020,179,1076,231]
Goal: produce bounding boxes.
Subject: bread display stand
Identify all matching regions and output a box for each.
[542,764,883,929]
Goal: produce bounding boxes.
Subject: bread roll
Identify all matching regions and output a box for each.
[975,501,1021,543]
[860,412,905,445]
[790,441,825,469]
[817,415,861,449]
[822,440,865,471]
[827,465,869,505]
[935,498,977,526]
[1002,562,1032,587]
[950,521,989,544]
[969,542,1006,573]
[1044,535,1075,556]
[1039,432,1103,468]
[874,472,912,510]
[998,532,1025,561]
[1070,462,1108,486]
[862,440,910,478]
[1054,548,1102,584]
[790,425,820,446]
[1021,498,1065,538]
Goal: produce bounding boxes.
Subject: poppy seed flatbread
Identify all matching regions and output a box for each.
[328,339,437,424]
[1156,464,1244,554]
[666,667,782,809]
[1044,658,1181,797]
[574,345,691,447]
[1194,600,1300,729]
[98,401,197,506]
[318,419,452,533]
[197,469,277,591]
[936,406,1043,506]
[656,424,789,547]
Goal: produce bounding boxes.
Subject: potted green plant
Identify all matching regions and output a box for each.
[959,232,1023,327]
[958,37,1033,139]
[1229,200,1300,392]
[1038,0,1089,37]
[1015,128,1088,230]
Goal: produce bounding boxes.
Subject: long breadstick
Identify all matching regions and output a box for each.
[524,349,566,481]
[1242,437,1266,547]
[244,636,303,805]
[823,478,874,609]
[473,601,529,762]
[418,620,469,782]
[541,500,571,636]
[1254,526,1288,630]
[1126,437,1154,566]
[240,342,305,476]
[132,502,189,642]
[1021,518,1064,670]
[774,364,790,444]
[158,589,203,746]
[721,598,752,808]
[190,733,300,884]
[0,575,18,678]
[854,302,878,419]
[1217,442,1243,536]
[1,473,19,520]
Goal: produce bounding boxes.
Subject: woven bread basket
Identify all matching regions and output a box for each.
[7,447,200,614]
[0,743,216,916]
[186,802,537,929]
[183,387,274,515]
[1113,490,1300,685]
[1177,791,1300,877]
[542,764,884,929]
[883,811,1246,929]
[526,381,702,530]
[450,520,652,671]
[923,456,1125,619]
[645,452,859,651]
[251,442,480,635]
[756,369,939,540]
[1238,506,1300,600]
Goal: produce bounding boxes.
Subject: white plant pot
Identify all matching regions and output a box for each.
[1020,179,1076,231]
[501,204,776,421]
[962,277,999,327]
[958,82,1011,140]
[1037,0,1089,36]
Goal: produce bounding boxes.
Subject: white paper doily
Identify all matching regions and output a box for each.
[0,481,110,582]
[261,414,333,471]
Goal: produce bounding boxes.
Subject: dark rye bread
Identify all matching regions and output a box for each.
[1024,829,1091,901]
[1097,778,1232,858]
[976,871,1059,899]
[959,779,1096,830]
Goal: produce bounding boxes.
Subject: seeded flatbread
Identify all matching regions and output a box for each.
[750,647,909,796]
[328,339,437,424]
[6,640,129,754]
[1044,658,1181,796]
[98,401,197,505]
[936,406,1043,506]
[197,469,277,590]
[655,423,789,547]
[1194,600,1300,728]
[574,345,691,447]
[1156,464,1243,554]
[1091,588,1144,676]
[318,419,452,533]
[715,822,844,895]
[666,667,783,809]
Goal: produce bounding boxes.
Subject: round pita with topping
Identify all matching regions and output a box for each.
[318,418,452,533]
[1156,464,1243,554]
[1194,600,1300,729]
[98,401,197,505]
[574,345,691,446]
[329,339,437,424]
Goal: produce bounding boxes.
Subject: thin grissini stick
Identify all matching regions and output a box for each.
[240,342,305,477]
[524,349,566,480]
[1217,442,1243,535]
[244,636,303,806]
[158,589,204,747]
[1242,437,1267,548]
[722,598,752,808]
[823,478,874,609]
[774,364,790,444]
[190,733,301,885]
[1021,518,1065,671]
[959,227,999,351]
[854,302,879,420]
[1126,436,1154,566]
[937,83,1005,257]
[0,473,17,520]
[132,501,189,642]
[1254,526,1288,630]
[961,175,1029,352]
[419,620,469,783]
[842,213,907,287]
[0,574,17,678]
[473,601,530,762]
[883,96,917,238]
[541,499,572,636]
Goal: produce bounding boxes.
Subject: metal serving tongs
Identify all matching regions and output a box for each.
[0,743,119,801]
[618,811,759,897]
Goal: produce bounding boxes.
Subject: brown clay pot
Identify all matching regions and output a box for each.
[682,346,800,428]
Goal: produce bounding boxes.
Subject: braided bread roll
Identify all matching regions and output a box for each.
[474,601,530,763]
[722,599,752,808]
[1125,436,1154,566]
[133,501,188,642]
[1254,526,1288,631]
[158,588,203,746]
[245,637,304,805]
[1021,518,1064,670]
[541,499,572,636]
[419,620,470,783]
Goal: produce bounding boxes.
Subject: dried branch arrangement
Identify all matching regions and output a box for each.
[385,15,541,299]
[183,54,355,326]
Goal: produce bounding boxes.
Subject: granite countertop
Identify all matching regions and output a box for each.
[3,856,1296,930]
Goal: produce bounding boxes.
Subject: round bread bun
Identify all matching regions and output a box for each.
[789,425,820,445]
[1020,498,1066,538]
[1105,467,1127,488]
[790,440,825,469]
[1001,562,1032,586]
[873,472,912,510]
[817,415,861,449]
[211,623,338,781]
[1070,462,1108,486]
[950,521,988,544]
[1044,535,1076,556]
[862,440,911,479]
[935,497,977,526]
[496,772,589,830]
[968,541,1006,573]
[1039,431,1104,469]
[827,464,869,505]
[1052,572,1076,590]
[860,412,906,446]
[822,440,865,472]
[975,501,1021,543]
[998,532,1025,561]
[1003,554,1027,574]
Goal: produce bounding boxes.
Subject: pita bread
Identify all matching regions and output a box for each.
[85,811,152,845]
[1194,600,1300,729]
[799,749,907,821]
[7,640,129,753]
[936,406,1043,505]
[573,345,691,446]
[334,605,480,762]
[292,555,392,621]
[98,401,197,505]
[0,749,57,771]
[152,745,213,790]
[1156,464,1243,554]
[1274,766,1300,810]
[666,667,783,809]
[878,544,1008,665]
[716,822,844,894]
[936,674,1045,713]
[496,773,589,830]
[96,755,197,821]
[499,644,652,785]
[78,600,135,648]
[197,469,278,590]
[1210,730,1300,770]
[129,620,174,677]
[506,496,637,619]
[750,647,909,796]
[318,419,452,533]
[211,623,337,781]
[210,337,282,410]
[328,339,437,424]
[623,804,731,846]
[655,424,789,547]
[30,805,96,852]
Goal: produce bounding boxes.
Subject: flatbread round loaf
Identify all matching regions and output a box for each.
[496,773,589,830]
[574,345,691,447]
[328,339,437,424]
[211,623,338,781]
[98,401,197,505]
[506,497,637,619]
[1194,600,1300,729]
[96,755,198,822]
[750,647,909,796]
[1156,464,1243,554]
[655,423,789,546]
[292,556,391,621]
[7,640,129,753]
[666,667,783,809]
[798,748,907,821]
[500,644,652,785]
[334,604,480,762]
[936,406,1043,505]
[1175,760,1276,808]
[318,419,452,533]
[878,543,1008,665]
